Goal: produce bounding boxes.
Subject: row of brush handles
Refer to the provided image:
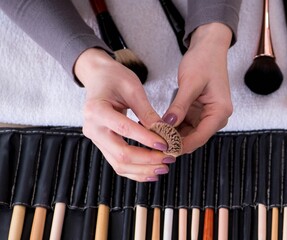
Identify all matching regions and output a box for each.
[90,0,287,96]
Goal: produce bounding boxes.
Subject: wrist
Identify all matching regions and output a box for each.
[74,48,114,87]
[189,22,232,52]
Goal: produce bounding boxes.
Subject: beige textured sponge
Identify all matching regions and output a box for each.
[150,122,182,157]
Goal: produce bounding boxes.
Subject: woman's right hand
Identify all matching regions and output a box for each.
[74,48,175,182]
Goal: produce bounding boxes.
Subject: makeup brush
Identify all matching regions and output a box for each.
[283,0,287,24]
[89,0,148,84]
[158,0,187,55]
[244,0,283,95]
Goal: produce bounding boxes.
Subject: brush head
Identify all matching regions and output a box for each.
[244,56,283,95]
[114,49,148,84]
[150,122,182,157]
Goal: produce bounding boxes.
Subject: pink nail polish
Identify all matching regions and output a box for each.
[154,142,167,151]
[146,176,158,182]
[162,157,176,164]
[154,167,169,175]
[163,113,177,125]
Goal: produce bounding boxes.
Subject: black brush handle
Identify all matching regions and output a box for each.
[96,11,127,51]
[99,159,114,205]
[90,0,127,51]
[284,0,287,24]
[159,0,187,54]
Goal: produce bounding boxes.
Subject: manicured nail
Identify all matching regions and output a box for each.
[146,176,158,182]
[163,113,177,125]
[153,142,167,151]
[154,167,169,175]
[162,157,176,164]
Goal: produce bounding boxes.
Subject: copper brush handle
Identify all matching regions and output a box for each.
[256,0,274,58]
[89,0,127,51]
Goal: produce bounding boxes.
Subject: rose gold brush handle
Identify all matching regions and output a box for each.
[256,0,274,57]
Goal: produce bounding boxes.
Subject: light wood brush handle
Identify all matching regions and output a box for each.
[134,205,148,240]
[95,204,110,240]
[50,202,66,240]
[283,207,287,240]
[8,205,26,240]
[271,207,279,240]
[258,203,267,240]
[30,207,47,240]
[179,208,188,239]
[256,0,274,57]
[191,208,200,240]
[152,207,161,240]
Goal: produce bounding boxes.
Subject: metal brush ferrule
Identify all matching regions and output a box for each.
[255,0,274,58]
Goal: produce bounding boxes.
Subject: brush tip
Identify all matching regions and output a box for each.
[244,56,283,95]
[114,49,148,84]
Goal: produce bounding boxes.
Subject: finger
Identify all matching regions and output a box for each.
[123,173,159,182]
[97,130,175,166]
[85,101,168,151]
[181,114,228,154]
[96,134,171,182]
[123,86,162,128]
[163,81,205,126]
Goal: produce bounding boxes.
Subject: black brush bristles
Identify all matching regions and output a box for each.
[244,56,283,95]
[90,1,148,84]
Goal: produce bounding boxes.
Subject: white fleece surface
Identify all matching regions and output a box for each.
[1,0,287,131]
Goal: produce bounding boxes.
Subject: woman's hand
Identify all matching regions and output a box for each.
[75,48,175,182]
[163,23,233,154]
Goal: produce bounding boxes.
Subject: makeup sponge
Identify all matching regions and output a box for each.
[150,122,182,157]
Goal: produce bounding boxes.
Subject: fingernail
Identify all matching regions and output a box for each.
[162,157,176,164]
[154,142,167,151]
[163,113,177,125]
[154,167,169,175]
[146,176,158,182]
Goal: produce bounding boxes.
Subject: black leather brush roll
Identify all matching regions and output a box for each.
[0,127,287,239]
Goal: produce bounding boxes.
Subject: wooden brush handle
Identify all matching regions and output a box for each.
[8,205,26,240]
[152,207,161,240]
[256,0,274,57]
[90,0,108,15]
[30,207,47,240]
[203,208,214,240]
[95,204,110,240]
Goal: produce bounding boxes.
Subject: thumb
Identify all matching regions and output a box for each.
[163,86,202,126]
[127,89,162,128]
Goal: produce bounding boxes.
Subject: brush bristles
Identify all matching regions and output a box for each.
[244,56,283,95]
[114,49,148,84]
